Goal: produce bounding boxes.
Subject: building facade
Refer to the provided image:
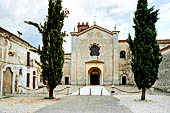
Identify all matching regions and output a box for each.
[61,22,170,91]
[61,22,133,85]
[0,27,40,96]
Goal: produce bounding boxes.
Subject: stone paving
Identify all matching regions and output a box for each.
[72,86,110,95]
[35,96,133,113]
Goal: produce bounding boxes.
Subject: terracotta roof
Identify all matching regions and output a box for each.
[85,60,104,64]
[157,40,170,44]
[71,24,120,36]
[118,39,170,44]
[64,53,71,55]
[160,45,170,52]
[0,26,37,49]
[119,40,127,43]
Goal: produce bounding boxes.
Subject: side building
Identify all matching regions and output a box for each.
[0,27,41,96]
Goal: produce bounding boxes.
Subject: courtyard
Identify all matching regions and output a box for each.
[0,85,170,113]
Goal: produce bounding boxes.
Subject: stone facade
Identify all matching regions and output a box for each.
[155,45,170,92]
[70,23,119,85]
[0,27,40,96]
[61,53,71,85]
[118,40,134,85]
[62,23,170,91]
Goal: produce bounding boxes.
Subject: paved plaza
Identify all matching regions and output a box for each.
[71,86,110,95]
[0,85,170,113]
[35,96,133,113]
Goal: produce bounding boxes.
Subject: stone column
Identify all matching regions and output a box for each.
[101,72,103,85]
[86,66,88,85]
[70,36,77,85]
[113,33,119,85]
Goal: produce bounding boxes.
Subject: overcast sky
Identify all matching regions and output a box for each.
[0,0,170,53]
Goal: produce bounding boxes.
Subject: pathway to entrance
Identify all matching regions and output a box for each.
[71,86,110,95]
[35,96,133,113]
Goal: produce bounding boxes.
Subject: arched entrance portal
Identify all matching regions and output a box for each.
[88,67,101,85]
[90,70,100,85]
[3,67,13,95]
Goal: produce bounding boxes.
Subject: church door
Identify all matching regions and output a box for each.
[3,67,13,95]
[90,70,100,85]
[122,76,126,85]
[65,77,69,85]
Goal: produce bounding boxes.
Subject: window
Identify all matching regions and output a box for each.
[120,51,126,59]
[33,71,36,75]
[19,69,22,75]
[27,73,30,87]
[90,45,100,56]
[27,52,30,66]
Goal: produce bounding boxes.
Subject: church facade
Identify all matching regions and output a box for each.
[61,22,170,89]
[61,22,134,85]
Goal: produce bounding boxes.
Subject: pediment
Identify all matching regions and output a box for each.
[71,25,119,37]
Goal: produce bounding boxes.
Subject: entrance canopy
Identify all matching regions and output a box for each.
[85,60,104,85]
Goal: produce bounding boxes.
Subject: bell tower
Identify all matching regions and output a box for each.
[77,22,89,33]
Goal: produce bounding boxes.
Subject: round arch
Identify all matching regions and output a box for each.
[85,61,104,85]
[1,65,15,96]
[88,67,101,85]
[121,74,127,85]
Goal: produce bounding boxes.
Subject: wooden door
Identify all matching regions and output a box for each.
[3,67,13,95]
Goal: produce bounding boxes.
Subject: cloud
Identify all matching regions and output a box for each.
[156,2,170,39]
[0,0,169,53]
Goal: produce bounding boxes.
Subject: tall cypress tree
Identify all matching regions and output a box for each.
[127,0,162,100]
[25,0,68,97]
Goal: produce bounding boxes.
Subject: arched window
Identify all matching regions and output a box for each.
[120,50,126,59]
[90,45,100,56]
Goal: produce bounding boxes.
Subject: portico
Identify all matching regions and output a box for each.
[85,60,104,85]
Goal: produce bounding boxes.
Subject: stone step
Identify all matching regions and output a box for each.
[71,86,110,95]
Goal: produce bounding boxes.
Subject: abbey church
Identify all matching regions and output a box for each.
[62,22,134,85]
[61,22,170,91]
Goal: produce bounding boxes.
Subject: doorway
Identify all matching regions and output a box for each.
[33,76,36,89]
[122,76,127,85]
[3,67,13,95]
[65,77,69,85]
[90,70,100,85]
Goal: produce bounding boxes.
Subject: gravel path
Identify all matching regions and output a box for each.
[0,96,65,113]
[35,96,133,113]
[114,94,170,113]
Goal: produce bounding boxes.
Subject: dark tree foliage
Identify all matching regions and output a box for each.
[25,0,69,97]
[127,0,162,100]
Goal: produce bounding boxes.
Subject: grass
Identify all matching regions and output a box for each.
[44,97,56,99]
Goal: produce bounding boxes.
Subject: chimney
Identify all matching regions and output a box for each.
[77,22,89,33]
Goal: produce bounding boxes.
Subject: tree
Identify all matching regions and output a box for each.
[127,0,162,100]
[25,0,69,97]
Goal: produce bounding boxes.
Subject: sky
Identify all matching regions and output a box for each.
[0,0,170,53]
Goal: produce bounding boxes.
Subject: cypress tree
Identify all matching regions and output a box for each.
[127,0,162,100]
[25,0,69,97]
